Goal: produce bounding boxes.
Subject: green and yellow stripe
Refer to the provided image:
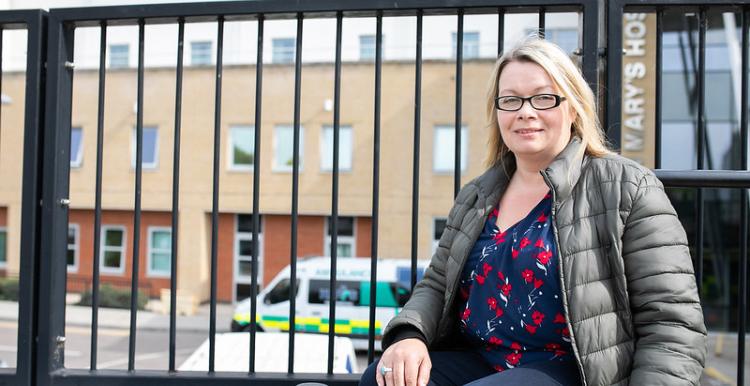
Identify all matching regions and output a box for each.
[233,313,382,335]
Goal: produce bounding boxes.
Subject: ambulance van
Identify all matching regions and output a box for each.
[231,257,428,350]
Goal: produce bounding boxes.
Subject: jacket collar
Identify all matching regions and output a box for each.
[477,137,585,204]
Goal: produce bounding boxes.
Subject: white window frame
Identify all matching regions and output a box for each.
[147,226,172,278]
[273,125,304,172]
[433,125,468,173]
[359,34,382,61]
[452,32,480,59]
[0,227,6,269]
[320,125,353,172]
[272,38,295,64]
[109,43,129,68]
[67,224,80,273]
[190,41,212,66]
[70,126,83,168]
[324,217,355,258]
[431,217,447,255]
[234,215,264,303]
[100,225,127,275]
[228,125,256,171]
[131,126,159,170]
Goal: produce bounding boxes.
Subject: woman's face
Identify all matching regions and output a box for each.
[496,61,575,163]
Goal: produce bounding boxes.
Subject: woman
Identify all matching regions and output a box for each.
[361,37,707,386]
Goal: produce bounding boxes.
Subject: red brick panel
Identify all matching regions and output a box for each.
[216,213,234,302]
[356,217,372,258]
[262,215,324,287]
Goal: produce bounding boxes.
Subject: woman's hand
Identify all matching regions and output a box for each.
[376,338,431,386]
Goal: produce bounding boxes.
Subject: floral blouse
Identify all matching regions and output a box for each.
[458,191,575,371]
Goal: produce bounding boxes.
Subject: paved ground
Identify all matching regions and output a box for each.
[0,300,745,384]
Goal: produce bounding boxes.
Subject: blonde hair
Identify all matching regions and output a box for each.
[485,36,612,168]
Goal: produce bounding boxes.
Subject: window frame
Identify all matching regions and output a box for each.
[190,41,213,66]
[70,126,83,168]
[324,216,355,258]
[234,214,264,302]
[359,34,383,61]
[67,223,80,273]
[273,125,304,172]
[320,125,353,172]
[131,126,159,170]
[452,31,480,59]
[272,38,296,64]
[0,227,6,269]
[433,125,468,173]
[228,125,256,171]
[100,225,127,275]
[109,43,129,69]
[147,226,172,278]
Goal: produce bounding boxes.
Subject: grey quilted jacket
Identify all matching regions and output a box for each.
[383,137,707,385]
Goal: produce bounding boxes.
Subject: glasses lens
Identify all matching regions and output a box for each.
[497,97,522,110]
[531,94,558,109]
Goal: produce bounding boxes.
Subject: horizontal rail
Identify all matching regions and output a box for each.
[655,170,750,188]
[50,370,360,386]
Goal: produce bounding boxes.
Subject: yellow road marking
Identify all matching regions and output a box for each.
[704,366,736,386]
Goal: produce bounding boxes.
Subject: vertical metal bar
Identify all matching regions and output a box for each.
[327,11,343,376]
[454,9,463,199]
[38,16,75,384]
[410,10,423,292]
[90,20,107,371]
[249,13,264,375]
[208,16,224,373]
[737,8,749,386]
[367,11,383,364]
[0,27,3,152]
[696,8,706,296]
[288,12,303,374]
[128,19,145,371]
[605,0,623,150]
[538,8,546,38]
[497,8,504,57]
[655,9,663,170]
[168,17,184,373]
[17,11,47,386]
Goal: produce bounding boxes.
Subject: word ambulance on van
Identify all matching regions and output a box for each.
[231,257,427,350]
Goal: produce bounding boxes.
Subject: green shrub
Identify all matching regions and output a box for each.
[77,284,148,310]
[0,278,19,301]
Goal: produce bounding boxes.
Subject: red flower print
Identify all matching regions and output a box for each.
[505,352,522,367]
[535,239,545,248]
[537,250,552,265]
[519,237,531,249]
[561,326,571,342]
[544,193,551,199]
[537,213,548,223]
[488,336,503,346]
[459,286,470,301]
[493,365,505,372]
[500,283,512,296]
[545,343,561,351]
[497,271,506,281]
[511,248,519,259]
[531,311,545,326]
[495,307,504,318]
[487,297,497,310]
[493,230,507,245]
[461,308,471,321]
[482,262,493,276]
[510,342,522,351]
[534,278,544,289]
[475,275,485,285]
[525,324,538,334]
[521,269,534,283]
[553,313,567,324]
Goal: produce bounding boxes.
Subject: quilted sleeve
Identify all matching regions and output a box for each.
[623,171,708,385]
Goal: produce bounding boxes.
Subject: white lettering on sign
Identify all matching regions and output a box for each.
[622,13,648,155]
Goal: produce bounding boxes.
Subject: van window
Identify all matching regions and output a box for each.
[359,282,413,308]
[264,278,299,304]
[309,280,360,305]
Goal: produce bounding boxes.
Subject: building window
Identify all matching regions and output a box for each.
[191,41,212,66]
[433,125,468,173]
[325,216,355,258]
[67,224,79,273]
[131,126,159,169]
[432,218,447,254]
[147,227,171,277]
[273,125,303,171]
[359,35,382,61]
[100,226,126,275]
[321,125,352,172]
[235,214,263,301]
[109,44,129,68]
[452,32,479,59]
[0,228,6,268]
[544,28,578,54]
[272,38,295,64]
[229,126,255,171]
[70,127,83,168]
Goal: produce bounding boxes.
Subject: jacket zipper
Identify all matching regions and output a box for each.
[541,170,588,386]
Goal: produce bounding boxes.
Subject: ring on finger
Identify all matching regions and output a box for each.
[380,365,393,376]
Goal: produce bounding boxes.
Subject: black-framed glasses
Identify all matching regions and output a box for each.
[494,94,566,111]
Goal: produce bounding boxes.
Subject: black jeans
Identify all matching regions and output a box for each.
[359,350,581,386]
